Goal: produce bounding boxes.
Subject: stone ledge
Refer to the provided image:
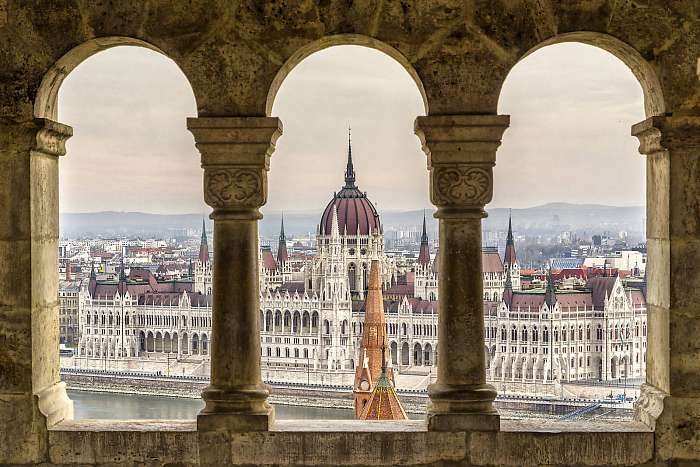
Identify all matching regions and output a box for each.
[50,417,652,434]
[45,418,654,465]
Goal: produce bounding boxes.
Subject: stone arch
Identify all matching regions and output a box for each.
[201,334,209,356]
[163,332,171,353]
[302,311,310,333]
[181,333,189,355]
[390,341,398,366]
[155,332,163,353]
[274,310,283,330]
[146,331,154,353]
[34,36,197,120]
[311,311,319,332]
[192,333,200,355]
[265,34,429,116]
[424,343,433,366]
[265,310,273,332]
[401,342,410,366]
[413,343,423,366]
[292,311,301,334]
[499,32,665,118]
[283,310,292,333]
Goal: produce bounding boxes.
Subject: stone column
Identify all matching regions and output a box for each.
[632,115,700,459]
[188,117,282,432]
[0,119,74,463]
[415,114,509,431]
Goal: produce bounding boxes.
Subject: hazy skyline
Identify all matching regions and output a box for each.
[58,43,645,215]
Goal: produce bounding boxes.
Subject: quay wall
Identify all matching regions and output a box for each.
[60,370,634,419]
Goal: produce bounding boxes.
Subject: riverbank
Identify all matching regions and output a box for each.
[61,368,634,421]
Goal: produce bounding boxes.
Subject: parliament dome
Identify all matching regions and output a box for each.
[319,136,381,236]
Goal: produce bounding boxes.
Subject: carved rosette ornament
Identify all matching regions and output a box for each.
[204,168,265,210]
[414,115,509,214]
[188,117,282,217]
[433,166,492,207]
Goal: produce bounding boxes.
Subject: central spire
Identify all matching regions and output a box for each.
[344,126,356,189]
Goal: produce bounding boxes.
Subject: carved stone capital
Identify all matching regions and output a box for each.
[632,115,700,157]
[431,164,493,209]
[188,117,282,216]
[634,383,668,430]
[414,115,508,212]
[31,118,73,158]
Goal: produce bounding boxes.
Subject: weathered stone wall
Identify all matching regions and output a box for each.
[0,1,698,465]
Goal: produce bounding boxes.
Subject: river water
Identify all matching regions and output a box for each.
[69,390,361,420]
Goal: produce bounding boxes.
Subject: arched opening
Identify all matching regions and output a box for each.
[46,40,199,417]
[493,37,661,418]
[264,41,428,389]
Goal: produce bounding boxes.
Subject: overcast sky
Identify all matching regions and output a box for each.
[58,43,645,215]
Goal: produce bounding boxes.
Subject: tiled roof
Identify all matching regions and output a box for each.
[482,250,504,273]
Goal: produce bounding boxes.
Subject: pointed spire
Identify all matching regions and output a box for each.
[504,210,517,266]
[344,126,356,189]
[90,262,96,280]
[200,217,208,244]
[279,213,286,240]
[198,217,210,264]
[277,213,289,265]
[418,211,431,267]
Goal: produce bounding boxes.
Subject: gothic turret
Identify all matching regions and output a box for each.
[118,254,127,296]
[503,268,514,307]
[198,218,210,264]
[545,267,556,309]
[354,260,394,418]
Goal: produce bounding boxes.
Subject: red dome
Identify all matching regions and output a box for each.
[320,187,381,236]
[320,133,381,236]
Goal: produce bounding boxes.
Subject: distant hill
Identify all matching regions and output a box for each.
[60,203,645,239]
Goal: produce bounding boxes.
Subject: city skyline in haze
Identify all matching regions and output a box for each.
[58,43,645,215]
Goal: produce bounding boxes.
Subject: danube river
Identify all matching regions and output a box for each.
[68,390,381,420]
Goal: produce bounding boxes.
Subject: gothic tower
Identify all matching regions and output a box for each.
[354,260,395,417]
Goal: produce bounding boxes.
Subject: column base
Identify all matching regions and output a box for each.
[197,384,274,432]
[36,380,74,427]
[427,382,500,431]
[427,411,500,432]
[198,407,274,432]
